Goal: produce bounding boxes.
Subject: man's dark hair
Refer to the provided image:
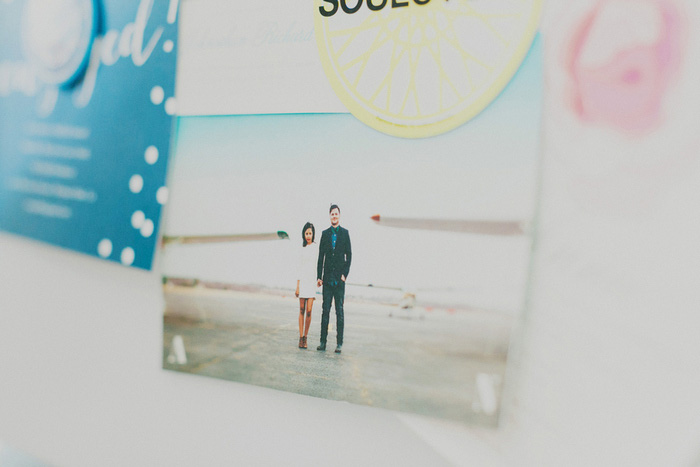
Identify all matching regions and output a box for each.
[302,222,315,247]
[329,204,340,214]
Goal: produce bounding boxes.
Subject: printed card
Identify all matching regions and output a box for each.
[0,0,179,269]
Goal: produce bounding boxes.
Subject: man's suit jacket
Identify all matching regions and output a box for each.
[317,226,352,283]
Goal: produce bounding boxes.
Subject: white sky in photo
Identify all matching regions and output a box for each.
[160,41,542,313]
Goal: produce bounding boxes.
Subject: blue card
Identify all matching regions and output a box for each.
[0,0,179,269]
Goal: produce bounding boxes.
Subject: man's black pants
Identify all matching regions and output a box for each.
[320,280,344,346]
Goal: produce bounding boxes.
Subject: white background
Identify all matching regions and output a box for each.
[2,0,700,465]
[176,0,345,115]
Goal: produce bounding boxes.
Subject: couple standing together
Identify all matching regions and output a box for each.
[295,204,352,353]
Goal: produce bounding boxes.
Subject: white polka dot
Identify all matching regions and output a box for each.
[97,239,112,258]
[150,86,164,105]
[131,210,145,229]
[140,219,154,238]
[120,247,135,266]
[163,40,174,53]
[156,186,169,205]
[129,174,143,193]
[145,145,159,165]
[165,97,177,115]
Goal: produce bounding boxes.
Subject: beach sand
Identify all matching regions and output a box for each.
[163,284,513,426]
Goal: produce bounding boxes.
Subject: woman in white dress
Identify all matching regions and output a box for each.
[295,222,318,349]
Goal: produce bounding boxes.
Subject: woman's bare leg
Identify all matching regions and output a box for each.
[303,298,314,337]
[298,298,306,337]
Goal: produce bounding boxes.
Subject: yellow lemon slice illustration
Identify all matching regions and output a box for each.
[314,0,542,138]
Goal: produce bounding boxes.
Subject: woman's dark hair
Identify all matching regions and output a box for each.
[302,222,315,246]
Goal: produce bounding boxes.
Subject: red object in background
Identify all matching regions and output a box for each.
[567,0,685,133]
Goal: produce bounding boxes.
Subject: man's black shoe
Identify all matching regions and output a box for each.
[317,343,326,351]
[335,345,342,353]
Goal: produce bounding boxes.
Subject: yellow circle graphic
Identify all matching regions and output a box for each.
[314,0,542,138]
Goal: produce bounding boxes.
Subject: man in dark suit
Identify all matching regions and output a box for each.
[317,204,352,353]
